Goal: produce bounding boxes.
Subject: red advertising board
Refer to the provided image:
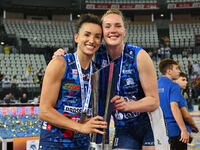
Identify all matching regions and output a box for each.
[168,2,200,9]
[86,4,159,10]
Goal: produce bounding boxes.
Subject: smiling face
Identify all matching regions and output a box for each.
[102,13,126,47]
[74,23,102,56]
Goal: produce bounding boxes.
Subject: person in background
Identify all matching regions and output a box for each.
[4,44,11,54]
[0,71,5,83]
[20,93,28,103]
[2,76,10,89]
[36,67,44,89]
[25,64,33,82]
[158,59,190,150]
[188,61,193,79]
[39,14,107,150]
[3,93,15,103]
[192,61,199,76]
[174,72,199,135]
[10,75,18,88]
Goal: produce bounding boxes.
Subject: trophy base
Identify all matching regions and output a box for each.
[89,142,111,150]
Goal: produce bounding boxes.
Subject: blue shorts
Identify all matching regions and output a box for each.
[112,119,154,149]
[39,145,88,150]
[39,141,88,150]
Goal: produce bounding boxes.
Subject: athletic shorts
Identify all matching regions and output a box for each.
[169,135,188,150]
[39,142,88,150]
[112,119,154,149]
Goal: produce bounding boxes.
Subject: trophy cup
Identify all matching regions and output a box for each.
[89,58,120,150]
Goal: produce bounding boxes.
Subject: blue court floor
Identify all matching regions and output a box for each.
[188,110,200,150]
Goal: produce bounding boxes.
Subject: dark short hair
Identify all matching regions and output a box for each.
[158,58,178,75]
[75,14,102,34]
[179,72,188,80]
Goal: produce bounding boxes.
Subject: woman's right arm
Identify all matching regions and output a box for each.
[39,57,107,134]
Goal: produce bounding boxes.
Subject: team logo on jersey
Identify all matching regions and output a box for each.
[126,78,134,85]
[72,69,78,79]
[115,112,123,120]
[102,60,107,67]
[64,83,80,91]
[41,121,52,130]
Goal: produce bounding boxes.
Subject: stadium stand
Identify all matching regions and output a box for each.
[3,19,75,49]
[0,53,46,88]
[169,20,200,48]
[126,22,159,48]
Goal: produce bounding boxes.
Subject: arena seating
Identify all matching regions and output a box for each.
[3,19,74,49]
[0,53,46,87]
[126,23,159,48]
[169,21,200,48]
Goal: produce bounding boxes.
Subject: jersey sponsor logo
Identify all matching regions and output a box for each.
[62,95,77,103]
[122,69,133,74]
[64,83,80,91]
[114,111,140,120]
[82,73,90,79]
[64,106,92,115]
[158,88,164,93]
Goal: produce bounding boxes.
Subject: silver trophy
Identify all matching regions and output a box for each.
[90,58,120,150]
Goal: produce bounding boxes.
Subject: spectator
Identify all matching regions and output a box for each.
[158,45,165,59]
[0,71,4,82]
[33,95,40,104]
[10,45,18,54]
[3,93,15,103]
[191,72,197,81]
[4,44,11,54]
[25,64,33,81]
[20,93,28,103]
[187,47,192,56]
[192,61,199,76]
[182,49,187,58]
[36,68,44,88]
[2,77,10,88]
[0,44,3,53]
[188,61,193,79]
[188,85,196,109]
[10,75,18,88]
[164,45,171,58]
[20,77,29,94]
[194,74,200,87]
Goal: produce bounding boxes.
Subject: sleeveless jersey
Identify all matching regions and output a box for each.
[39,53,95,149]
[95,43,148,128]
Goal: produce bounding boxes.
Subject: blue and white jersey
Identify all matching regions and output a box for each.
[39,53,95,149]
[158,76,190,137]
[95,43,149,128]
